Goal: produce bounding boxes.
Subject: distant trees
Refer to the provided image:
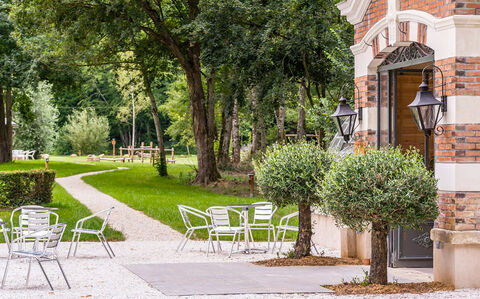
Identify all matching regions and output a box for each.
[63,108,110,155]
[14,82,58,155]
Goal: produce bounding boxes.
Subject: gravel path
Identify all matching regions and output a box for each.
[56,169,182,241]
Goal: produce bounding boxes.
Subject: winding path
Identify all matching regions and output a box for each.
[56,169,182,241]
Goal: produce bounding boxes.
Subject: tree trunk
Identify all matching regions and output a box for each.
[370,222,389,285]
[0,86,12,163]
[294,201,312,258]
[231,97,241,164]
[297,81,306,141]
[275,103,286,144]
[217,102,232,167]
[207,70,217,143]
[250,87,260,156]
[143,71,167,176]
[259,112,266,154]
[185,46,220,184]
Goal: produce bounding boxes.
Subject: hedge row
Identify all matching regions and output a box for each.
[0,170,56,208]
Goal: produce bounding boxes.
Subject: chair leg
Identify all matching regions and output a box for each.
[97,234,113,258]
[26,257,33,286]
[279,229,287,253]
[176,230,190,252]
[206,233,212,256]
[249,229,255,247]
[37,260,53,291]
[1,253,12,289]
[272,227,281,253]
[215,232,222,252]
[101,233,115,257]
[67,232,77,258]
[55,258,71,289]
[73,232,81,257]
[181,230,194,251]
[229,232,237,258]
[237,232,241,250]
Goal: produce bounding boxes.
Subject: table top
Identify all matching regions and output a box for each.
[226,203,269,208]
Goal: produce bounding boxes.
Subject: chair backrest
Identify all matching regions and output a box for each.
[45,223,66,251]
[98,207,114,233]
[12,205,58,233]
[253,202,276,223]
[207,206,231,228]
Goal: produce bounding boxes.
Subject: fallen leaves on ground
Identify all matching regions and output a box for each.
[325,282,453,295]
[253,255,364,267]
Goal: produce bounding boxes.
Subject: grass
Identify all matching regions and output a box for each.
[0,159,117,177]
[83,159,298,241]
[0,159,124,242]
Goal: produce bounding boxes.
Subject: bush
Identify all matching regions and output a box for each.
[320,147,438,284]
[63,108,110,155]
[0,169,56,208]
[254,141,334,258]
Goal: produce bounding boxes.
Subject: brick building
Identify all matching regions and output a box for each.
[313,0,480,289]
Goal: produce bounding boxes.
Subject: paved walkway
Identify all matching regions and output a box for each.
[56,169,182,241]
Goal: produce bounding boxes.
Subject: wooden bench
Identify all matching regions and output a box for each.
[100,157,126,163]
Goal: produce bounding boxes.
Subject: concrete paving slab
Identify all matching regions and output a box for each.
[124,262,430,296]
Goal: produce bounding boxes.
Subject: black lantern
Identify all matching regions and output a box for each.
[331,83,360,142]
[408,65,447,167]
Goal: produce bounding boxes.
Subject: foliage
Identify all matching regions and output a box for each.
[63,108,110,154]
[0,169,55,208]
[14,82,58,155]
[254,142,334,207]
[320,147,438,232]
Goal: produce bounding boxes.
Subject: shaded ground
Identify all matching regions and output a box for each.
[254,256,363,267]
[325,282,454,295]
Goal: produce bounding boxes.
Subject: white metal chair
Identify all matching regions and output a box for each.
[206,206,245,257]
[0,219,10,251]
[10,205,59,249]
[244,202,277,250]
[26,150,36,160]
[2,223,70,291]
[177,205,215,252]
[68,207,115,258]
[272,211,319,254]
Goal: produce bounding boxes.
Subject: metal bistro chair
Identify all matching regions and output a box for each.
[272,211,319,254]
[206,206,245,257]
[68,207,115,258]
[26,150,36,160]
[2,224,70,291]
[10,205,59,250]
[177,205,215,252]
[0,219,10,251]
[244,202,277,250]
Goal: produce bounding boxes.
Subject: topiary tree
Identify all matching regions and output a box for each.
[320,147,438,284]
[254,141,334,258]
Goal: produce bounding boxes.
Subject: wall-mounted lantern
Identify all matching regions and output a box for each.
[408,65,447,167]
[331,83,360,142]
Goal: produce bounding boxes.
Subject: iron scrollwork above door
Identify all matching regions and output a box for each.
[380,42,435,67]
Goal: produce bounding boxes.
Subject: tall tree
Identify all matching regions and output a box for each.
[15,0,220,183]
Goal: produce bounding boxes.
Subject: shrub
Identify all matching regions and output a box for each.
[320,147,438,284]
[254,141,334,258]
[0,170,56,208]
[63,108,110,155]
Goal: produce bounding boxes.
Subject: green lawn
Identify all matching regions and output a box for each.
[83,161,298,240]
[0,159,124,242]
[0,159,117,177]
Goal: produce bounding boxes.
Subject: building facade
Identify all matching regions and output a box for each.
[318,0,480,288]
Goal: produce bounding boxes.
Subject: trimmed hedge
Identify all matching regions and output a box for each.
[0,170,56,208]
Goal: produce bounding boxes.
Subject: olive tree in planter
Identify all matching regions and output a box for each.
[254,142,334,258]
[320,147,438,284]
